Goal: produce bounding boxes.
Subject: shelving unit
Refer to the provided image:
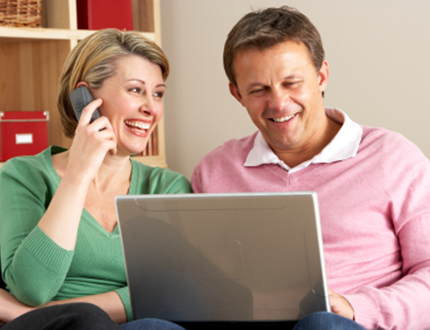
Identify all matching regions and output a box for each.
[0,0,167,168]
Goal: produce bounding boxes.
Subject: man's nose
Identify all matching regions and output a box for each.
[268,89,290,111]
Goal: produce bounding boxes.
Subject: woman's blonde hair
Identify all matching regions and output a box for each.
[58,28,169,138]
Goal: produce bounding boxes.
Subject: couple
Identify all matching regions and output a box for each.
[1,6,430,330]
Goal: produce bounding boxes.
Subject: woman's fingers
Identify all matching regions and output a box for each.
[67,102,118,182]
[76,101,117,156]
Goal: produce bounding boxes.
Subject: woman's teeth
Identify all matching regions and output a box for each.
[125,120,150,130]
[272,114,295,123]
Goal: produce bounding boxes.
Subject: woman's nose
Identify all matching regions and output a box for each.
[139,96,156,115]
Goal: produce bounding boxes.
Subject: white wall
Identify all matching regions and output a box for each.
[160,0,430,179]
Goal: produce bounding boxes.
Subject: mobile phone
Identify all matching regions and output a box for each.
[69,86,101,123]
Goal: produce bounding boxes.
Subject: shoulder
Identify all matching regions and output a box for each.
[131,160,191,194]
[0,147,59,204]
[358,125,430,190]
[196,132,258,170]
[0,147,55,181]
[192,133,258,192]
[360,125,426,163]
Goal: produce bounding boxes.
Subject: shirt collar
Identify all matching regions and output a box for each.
[244,107,363,173]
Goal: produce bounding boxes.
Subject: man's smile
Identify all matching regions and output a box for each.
[270,113,297,123]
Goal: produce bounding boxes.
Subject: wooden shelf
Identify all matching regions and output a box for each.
[0,26,93,42]
[0,26,154,43]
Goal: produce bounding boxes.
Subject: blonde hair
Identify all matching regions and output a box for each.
[58,28,169,138]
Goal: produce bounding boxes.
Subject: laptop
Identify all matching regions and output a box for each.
[115,192,330,325]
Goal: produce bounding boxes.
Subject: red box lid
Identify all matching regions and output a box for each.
[0,111,49,121]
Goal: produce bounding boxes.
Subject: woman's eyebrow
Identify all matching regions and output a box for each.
[126,79,166,88]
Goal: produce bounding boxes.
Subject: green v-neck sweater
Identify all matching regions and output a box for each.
[0,146,192,321]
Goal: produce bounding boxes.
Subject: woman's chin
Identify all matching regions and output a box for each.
[117,145,149,158]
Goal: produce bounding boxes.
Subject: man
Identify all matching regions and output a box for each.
[192,6,430,330]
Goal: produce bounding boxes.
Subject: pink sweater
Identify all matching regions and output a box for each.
[192,126,430,330]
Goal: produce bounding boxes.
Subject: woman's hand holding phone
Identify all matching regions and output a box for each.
[67,97,117,186]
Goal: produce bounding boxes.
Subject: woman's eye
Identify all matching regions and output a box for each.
[129,87,142,93]
[153,91,164,98]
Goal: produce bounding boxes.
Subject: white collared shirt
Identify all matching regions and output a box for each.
[243,108,363,173]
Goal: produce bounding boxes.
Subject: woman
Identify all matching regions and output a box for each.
[0,29,190,329]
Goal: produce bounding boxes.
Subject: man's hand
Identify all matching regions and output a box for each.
[0,289,33,324]
[329,288,354,320]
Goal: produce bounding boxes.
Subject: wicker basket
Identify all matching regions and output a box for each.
[0,0,42,27]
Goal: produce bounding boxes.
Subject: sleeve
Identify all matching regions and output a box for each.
[344,159,430,330]
[191,163,204,193]
[115,286,133,322]
[163,174,192,194]
[0,160,74,306]
[145,167,192,194]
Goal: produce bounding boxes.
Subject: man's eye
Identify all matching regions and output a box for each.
[285,81,301,87]
[250,88,264,94]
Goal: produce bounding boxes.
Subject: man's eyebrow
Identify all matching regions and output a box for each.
[247,82,264,88]
[284,73,302,80]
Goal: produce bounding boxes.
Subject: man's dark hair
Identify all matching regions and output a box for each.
[224,6,325,87]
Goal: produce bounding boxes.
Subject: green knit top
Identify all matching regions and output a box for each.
[0,146,192,321]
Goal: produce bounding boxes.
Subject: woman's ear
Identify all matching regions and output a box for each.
[75,81,89,89]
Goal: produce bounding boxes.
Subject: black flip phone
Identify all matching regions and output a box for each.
[69,86,101,123]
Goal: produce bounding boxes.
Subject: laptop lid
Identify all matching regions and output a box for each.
[115,192,330,322]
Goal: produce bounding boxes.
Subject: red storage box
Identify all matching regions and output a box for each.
[0,111,49,162]
[76,0,134,30]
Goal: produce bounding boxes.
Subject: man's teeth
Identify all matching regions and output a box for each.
[125,120,150,130]
[272,114,295,123]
